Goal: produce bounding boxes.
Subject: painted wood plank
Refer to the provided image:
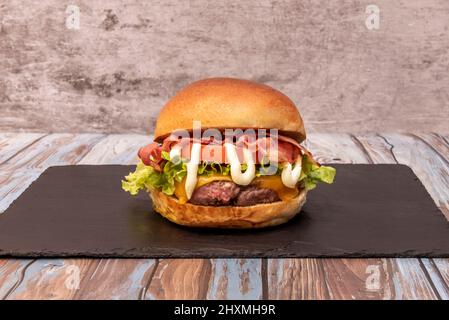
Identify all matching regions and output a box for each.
[6,258,157,300]
[266,133,440,300]
[147,257,263,300]
[321,259,392,300]
[145,259,212,300]
[207,259,262,300]
[387,259,438,300]
[267,259,330,299]
[78,134,151,165]
[432,259,449,295]
[0,260,34,299]
[3,133,447,300]
[0,134,104,213]
[412,133,449,161]
[356,133,446,299]
[267,133,391,300]
[269,259,422,300]
[1,133,104,171]
[379,133,449,218]
[3,134,158,300]
[6,259,92,300]
[420,259,449,300]
[0,133,45,165]
[305,133,372,164]
[0,133,105,299]
[394,133,449,300]
[75,259,157,300]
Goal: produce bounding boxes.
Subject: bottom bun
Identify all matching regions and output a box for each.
[149,188,307,228]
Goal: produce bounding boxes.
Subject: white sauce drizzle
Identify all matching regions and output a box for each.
[169,145,182,164]
[184,142,201,199]
[224,143,256,186]
[181,141,304,198]
[281,157,302,188]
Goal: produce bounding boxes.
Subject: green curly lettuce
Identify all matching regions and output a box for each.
[299,154,336,190]
[122,154,336,196]
[122,159,187,196]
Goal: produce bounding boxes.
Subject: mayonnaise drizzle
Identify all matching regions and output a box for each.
[169,145,182,164]
[281,157,302,188]
[185,142,201,199]
[224,143,256,185]
[181,141,303,198]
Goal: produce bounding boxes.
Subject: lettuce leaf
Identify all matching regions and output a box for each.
[299,154,336,190]
[122,160,186,196]
[122,155,336,195]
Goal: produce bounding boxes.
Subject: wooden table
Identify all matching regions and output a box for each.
[0,132,448,300]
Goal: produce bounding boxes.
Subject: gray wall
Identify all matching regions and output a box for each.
[1,0,448,134]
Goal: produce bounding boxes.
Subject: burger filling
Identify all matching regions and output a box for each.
[122,133,336,206]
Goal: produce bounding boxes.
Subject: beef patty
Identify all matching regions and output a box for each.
[234,186,280,206]
[190,181,241,206]
[189,180,281,206]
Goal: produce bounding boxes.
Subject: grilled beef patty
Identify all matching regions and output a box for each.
[189,180,281,206]
[190,181,241,206]
[234,186,280,206]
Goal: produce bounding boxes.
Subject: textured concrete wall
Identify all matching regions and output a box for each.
[1,0,448,134]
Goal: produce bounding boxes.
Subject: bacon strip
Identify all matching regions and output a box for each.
[138,134,310,171]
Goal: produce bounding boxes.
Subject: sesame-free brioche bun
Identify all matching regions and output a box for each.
[154,78,306,143]
[149,188,307,228]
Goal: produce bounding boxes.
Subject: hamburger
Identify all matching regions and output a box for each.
[122,78,335,228]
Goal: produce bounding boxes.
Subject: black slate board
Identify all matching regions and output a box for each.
[0,164,448,258]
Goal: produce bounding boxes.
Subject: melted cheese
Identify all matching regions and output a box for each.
[281,158,302,188]
[252,176,299,200]
[224,143,256,185]
[195,175,232,188]
[175,175,233,204]
[174,179,188,204]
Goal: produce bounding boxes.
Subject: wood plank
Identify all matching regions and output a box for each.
[75,259,157,300]
[5,258,157,300]
[356,133,447,299]
[390,133,449,299]
[268,258,394,300]
[2,134,158,300]
[0,133,104,298]
[412,133,449,161]
[207,259,262,300]
[1,133,104,171]
[321,259,393,300]
[387,259,438,299]
[0,260,34,299]
[267,133,392,300]
[267,259,330,299]
[420,259,449,300]
[432,259,449,294]
[378,133,449,218]
[0,133,45,164]
[0,134,104,213]
[266,133,440,300]
[78,134,151,165]
[147,257,263,300]
[6,259,92,300]
[305,133,372,164]
[3,133,447,299]
[145,259,212,300]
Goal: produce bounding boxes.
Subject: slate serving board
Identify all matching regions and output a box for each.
[0,164,448,258]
